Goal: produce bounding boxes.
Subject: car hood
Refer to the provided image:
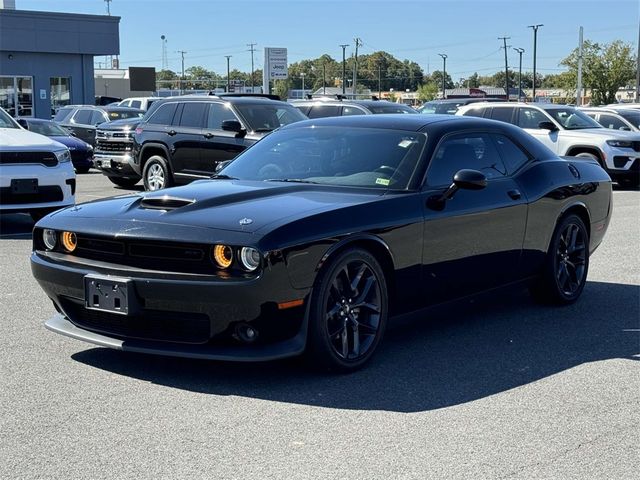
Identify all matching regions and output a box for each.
[0,128,67,151]
[47,179,382,234]
[50,135,92,150]
[562,127,640,141]
[97,118,142,131]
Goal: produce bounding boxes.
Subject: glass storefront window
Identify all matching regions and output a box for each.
[0,76,34,117]
[50,77,71,116]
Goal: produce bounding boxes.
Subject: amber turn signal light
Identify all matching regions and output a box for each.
[61,231,77,252]
[213,244,233,268]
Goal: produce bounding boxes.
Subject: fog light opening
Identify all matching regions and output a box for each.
[234,323,259,343]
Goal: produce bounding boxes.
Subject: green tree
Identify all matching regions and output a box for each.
[417,82,439,102]
[561,40,636,105]
[429,70,454,91]
[156,69,179,89]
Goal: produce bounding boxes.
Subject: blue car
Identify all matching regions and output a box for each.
[17,117,94,173]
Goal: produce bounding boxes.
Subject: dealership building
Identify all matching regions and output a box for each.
[0,0,120,118]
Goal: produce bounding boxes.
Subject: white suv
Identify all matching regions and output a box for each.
[0,108,76,221]
[457,102,640,187]
[117,97,159,111]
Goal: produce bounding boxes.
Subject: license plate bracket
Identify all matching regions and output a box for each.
[11,178,38,194]
[84,275,138,315]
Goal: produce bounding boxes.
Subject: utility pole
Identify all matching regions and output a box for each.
[104,0,112,68]
[499,36,511,101]
[300,72,306,99]
[528,24,543,101]
[176,50,187,93]
[352,38,362,98]
[513,48,525,101]
[247,43,256,92]
[340,44,348,95]
[378,63,382,98]
[322,62,326,95]
[577,27,584,106]
[225,55,232,92]
[636,19,639,102]
[438,53,447,99]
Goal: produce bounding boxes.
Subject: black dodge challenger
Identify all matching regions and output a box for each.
[31,115,612,371]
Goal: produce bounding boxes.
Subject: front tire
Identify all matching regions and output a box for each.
[530,214,589,305]
[143,155,173,191]
[75,166,91,174]
[306,248,388,372]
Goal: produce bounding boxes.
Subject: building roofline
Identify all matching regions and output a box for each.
[0,8,120,22]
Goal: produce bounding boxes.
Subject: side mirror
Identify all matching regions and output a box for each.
[221,119,245,136]
[538,120,559,131]
[429,169,487,209]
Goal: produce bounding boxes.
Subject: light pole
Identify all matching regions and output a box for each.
[528,24,543,101]
[514,47,525,101]
[300,72,306,99]
[340,44,349,95]
[323,62,326,95]
[225,55,231,92]
[247,43,256,92]
[438,53,447,99]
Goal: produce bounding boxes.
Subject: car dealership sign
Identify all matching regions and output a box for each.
[262,47,288,93]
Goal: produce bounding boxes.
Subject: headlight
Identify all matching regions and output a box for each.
[606,139,633,148]
[213,244,233,269]
[61,231,77,252]
[42,229,57,250]
[54,149,71,162]
[239,247,261,271]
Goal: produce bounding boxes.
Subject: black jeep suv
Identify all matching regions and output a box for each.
[132,94,307,190]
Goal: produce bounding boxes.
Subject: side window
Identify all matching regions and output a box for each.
[462,107,485,118]
[517,107,549,129]
[71,109,93,125]
[90,110,107,125]
[308,105,341,119]
[147,103,178,125]
[342,106,366,116]
[489,107,515,124]
[130,100,142,109]
[53,107,73,122]
[598,114,627,130]
[206,103,238,129]
[295,106,311,116]
[492,134,530,174]
[427,133,508,186]
[178,102,207,128]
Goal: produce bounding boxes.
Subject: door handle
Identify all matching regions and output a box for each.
[203,132,214,139]
[508,189,522,200]
[167,130,177,136]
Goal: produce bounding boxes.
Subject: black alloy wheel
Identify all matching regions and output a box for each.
[108,176,139,188]
[143,155,173,191]
[531,214,589,305]
[307,248,388,372]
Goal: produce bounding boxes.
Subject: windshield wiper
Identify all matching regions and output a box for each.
[266,178,319,184]
[210,174,238,180]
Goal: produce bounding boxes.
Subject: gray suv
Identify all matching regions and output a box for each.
[292,98,416,118]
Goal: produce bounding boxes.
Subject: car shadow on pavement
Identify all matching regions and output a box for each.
[72,280,639,413]
[0,213,34,239]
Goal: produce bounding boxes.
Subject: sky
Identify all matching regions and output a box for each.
[16,0,640,80]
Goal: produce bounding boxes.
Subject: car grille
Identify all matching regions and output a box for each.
[95,140,132,153]
[69,234,215,275]
[59,297,211,344]
[0,151,58,167]
[0,186,63,204]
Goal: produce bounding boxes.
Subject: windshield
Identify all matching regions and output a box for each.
[234,104,307,132]
[546,107,602,130]
[220,126,426,190]
[0,108,19,128]
[26,121,69,136]
[368,104,417,114]
[418,102,462,115]
[107,110,144,121]
[618,110,640,129]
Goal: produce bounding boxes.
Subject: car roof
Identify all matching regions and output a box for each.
[292,99,401,107]
[154,94,289,106]
[16,117,54,123]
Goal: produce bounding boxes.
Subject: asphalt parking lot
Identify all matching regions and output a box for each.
[1,171,638,479]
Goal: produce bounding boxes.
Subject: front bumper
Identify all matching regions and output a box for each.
[0,162,75,212]
[603,146,640,180]
[31,251,309,361]
[94,153,140,178]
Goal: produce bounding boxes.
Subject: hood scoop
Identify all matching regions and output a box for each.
[140,195,195,210]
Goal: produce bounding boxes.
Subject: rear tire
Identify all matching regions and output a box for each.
[143,155,173,191]
[108,176,140,188]
[530,214,589,305]
[75,166,91,174]
[305,248,388,372]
